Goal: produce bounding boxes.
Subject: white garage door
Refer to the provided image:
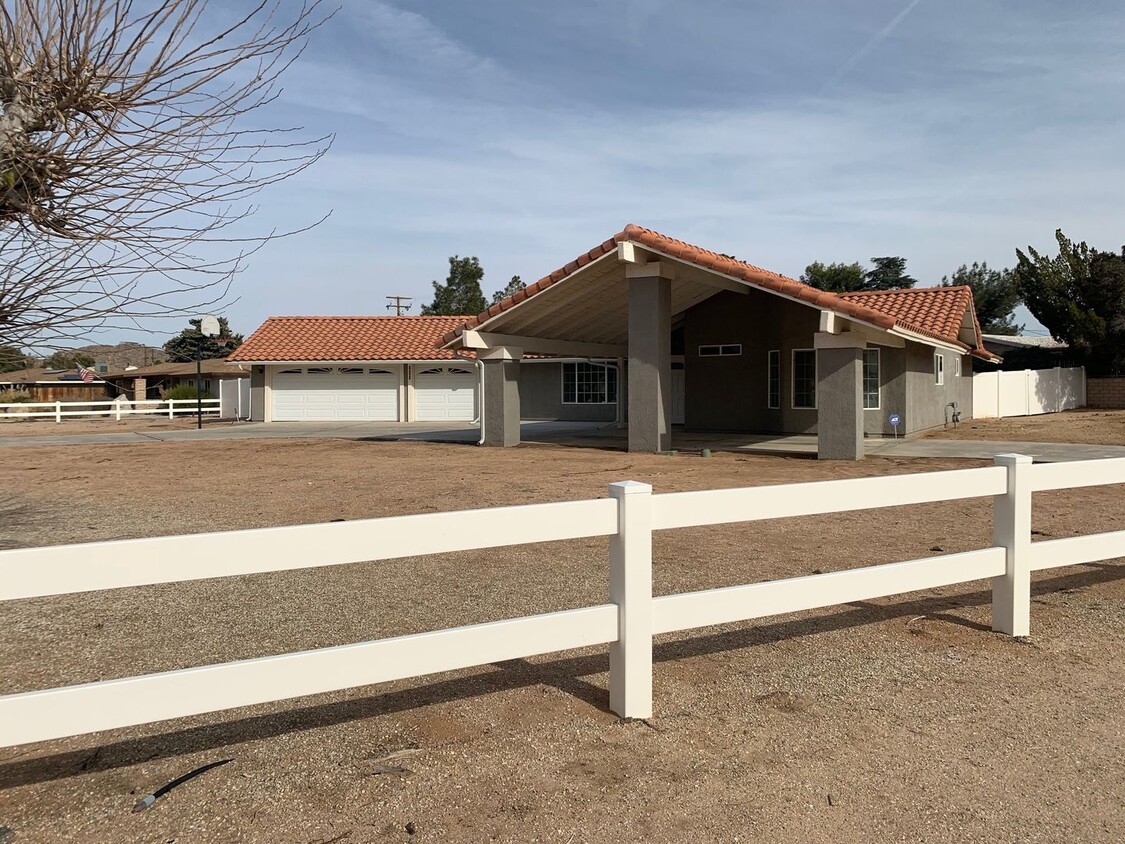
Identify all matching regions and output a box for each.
[272,366,400,421]
[415,366,477,421]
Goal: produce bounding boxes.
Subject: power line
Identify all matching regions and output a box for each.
[386,296,412,316]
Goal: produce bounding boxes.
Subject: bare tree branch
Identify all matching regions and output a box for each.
[0,0,333,348]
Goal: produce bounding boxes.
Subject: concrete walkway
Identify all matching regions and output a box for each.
[0,419,1122,463]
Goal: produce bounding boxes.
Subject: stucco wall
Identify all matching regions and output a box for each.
[904,345,973,434]
[518,362,619,422]
[249,365,265,422]
[682,289,820,433]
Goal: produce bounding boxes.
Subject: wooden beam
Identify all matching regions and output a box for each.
[462,330,627,359]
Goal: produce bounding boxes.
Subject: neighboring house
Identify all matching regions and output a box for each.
[439,224,999,458]
[979,333,1074,371]
[103,360,251,400]
[0,367,114,402]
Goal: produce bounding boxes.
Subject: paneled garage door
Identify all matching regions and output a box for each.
[272,366,400,421]
[415,366,476,421]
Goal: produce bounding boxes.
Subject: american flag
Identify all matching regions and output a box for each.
[77,365,96,383]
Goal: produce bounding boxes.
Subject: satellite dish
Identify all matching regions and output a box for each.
[199,315,221,337]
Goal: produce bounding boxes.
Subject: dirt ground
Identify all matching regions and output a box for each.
[0,438,1123,843]
[923,407,1125,446]
[0,415,225,437]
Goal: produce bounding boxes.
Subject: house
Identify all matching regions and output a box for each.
[979,333,1073,371]
[102,359,250,401]
[229,225,998,459]
[438,225,998,458]
[0,367,114,402]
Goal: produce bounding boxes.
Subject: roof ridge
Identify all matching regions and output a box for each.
[263,315,473,320]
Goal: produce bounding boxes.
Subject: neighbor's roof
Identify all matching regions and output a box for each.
[981,333,1067,350]
[442,224,996,359]
[227,316,475,362]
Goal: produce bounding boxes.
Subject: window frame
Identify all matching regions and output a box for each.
[862,348,880,410]
[767,349,781,410]
[561,361,618,405]
[934,352,944,386]
[791,348,817,410]
[698,344,742,357]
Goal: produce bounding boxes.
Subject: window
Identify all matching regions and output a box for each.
[954,356,962,378]
[699,344,742,357]
[338,367,365,374]
[562,362,617,404]
[306,367,332,374]
[934,352,944,385]
[767,350,780,409]
[278,368,302,374]
[792,349,816,409]
[862,349,880,410]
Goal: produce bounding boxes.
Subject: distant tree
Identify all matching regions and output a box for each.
[801,261,867,292]
[421,256,488,316]
[941,262,1022,335]
[0,345,32,372]
[491,275,525,305]
[43,350,94,369]
[865,256,917,290]
[1016,230,1125,376]
[163,317,243,362]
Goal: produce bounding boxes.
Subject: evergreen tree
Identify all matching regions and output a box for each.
[163,317,243,362]
[800,261,867,292]
[491,275,525,305]
[865,256,917,290]
[421,256,488,315]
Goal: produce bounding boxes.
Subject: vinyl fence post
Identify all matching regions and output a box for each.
[168,400,175,420]
[608,480,653,719]
[992,453,1033,636]
[55,401,61,423]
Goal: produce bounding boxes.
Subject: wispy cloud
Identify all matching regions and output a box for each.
[819,0,924,94]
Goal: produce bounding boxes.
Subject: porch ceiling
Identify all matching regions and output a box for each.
[455,252,735,347]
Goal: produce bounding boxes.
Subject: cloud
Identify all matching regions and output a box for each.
[819,0,924,94]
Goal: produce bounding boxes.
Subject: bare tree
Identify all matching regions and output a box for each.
[0,0,333,348]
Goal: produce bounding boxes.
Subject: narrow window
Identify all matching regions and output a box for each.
[934,352,944,386]
[792,349,816,409]
[562,362,617,404]
[767,350,780,409]
[954,356,962,378]
[862,348,880,410]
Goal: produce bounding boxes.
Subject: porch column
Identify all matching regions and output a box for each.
[814,333,864,460]
[480,346,521,447]
[132,377,147,401]
[627,265,672,453]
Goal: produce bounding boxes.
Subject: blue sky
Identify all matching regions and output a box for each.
[168,0,1125,341]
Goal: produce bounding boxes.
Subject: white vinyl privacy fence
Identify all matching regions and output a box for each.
[973,367,1085,418]
[219,377,252,419]
[2,454,1123,747]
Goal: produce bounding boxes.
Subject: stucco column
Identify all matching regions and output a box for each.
[627,268,672,453]
[132,377,147,401]
[480,347,521,447]
[814,333,864,460]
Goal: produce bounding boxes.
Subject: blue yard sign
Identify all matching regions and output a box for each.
[888,412,901,439]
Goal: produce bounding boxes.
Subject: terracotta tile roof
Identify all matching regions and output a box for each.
[442,224,996,359]
[837,285,983,346]
[227,316,474,363]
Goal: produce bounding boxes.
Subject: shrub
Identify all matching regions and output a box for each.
[163,384,213,401]
[0,389,33,404]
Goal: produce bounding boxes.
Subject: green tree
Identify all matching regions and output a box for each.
[163,317,243,363]
[1015,230,1125,376]
[941,262,1022,335]
[491,275,525,305]
[421,256,488,316]
[0,345,32,372]
[801,261,867,292]
[865,256,917,290]
[44,350,95,369]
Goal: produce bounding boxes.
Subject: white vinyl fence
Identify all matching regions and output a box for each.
[2,454,1123,747]
[973,367,1086,418]
[0,397,221,422]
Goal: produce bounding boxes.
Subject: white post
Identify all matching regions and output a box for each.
[55,401,61,423]
[114,401,122,422]
[992,453,1033,636]
[168,400,175,420]
[608,480,654,718]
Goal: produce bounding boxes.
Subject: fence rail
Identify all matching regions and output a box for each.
[1,453,1123,748]
[0,398,221,422]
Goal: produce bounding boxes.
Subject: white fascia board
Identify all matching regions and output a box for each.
[889,328,969,355]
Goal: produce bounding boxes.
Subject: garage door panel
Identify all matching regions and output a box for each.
[415,367,476,421]
[271,368,400,421]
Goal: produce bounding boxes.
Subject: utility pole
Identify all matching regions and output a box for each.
[386,296,413,316]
